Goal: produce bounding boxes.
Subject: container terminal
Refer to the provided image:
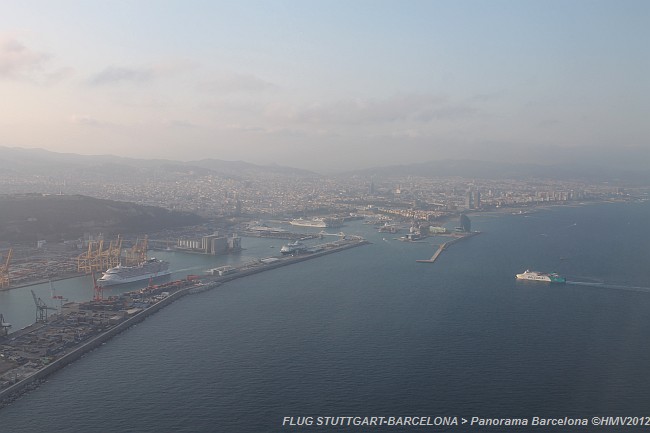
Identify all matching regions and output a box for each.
[0,236,368,407]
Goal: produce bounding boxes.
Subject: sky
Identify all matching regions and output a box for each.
[1,0,648,171]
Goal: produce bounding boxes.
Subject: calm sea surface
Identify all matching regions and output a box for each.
[1,202,649,432]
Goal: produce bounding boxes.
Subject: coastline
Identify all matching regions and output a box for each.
[461,199,616,219]
[2,198,639,292]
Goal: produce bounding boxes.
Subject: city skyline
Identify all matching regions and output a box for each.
[1,0,648,170]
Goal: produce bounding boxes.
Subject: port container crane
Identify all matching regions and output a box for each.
[125,236,148,266]
[77,240,100,274]
[100,235,122,270]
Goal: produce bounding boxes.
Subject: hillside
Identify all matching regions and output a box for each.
[0,194,203,242]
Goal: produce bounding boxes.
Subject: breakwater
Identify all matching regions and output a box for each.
[211,238,369,283]
[0,284,197,407]
[0,238,368,406]
[416,231,481,263]
[240,230,319,240]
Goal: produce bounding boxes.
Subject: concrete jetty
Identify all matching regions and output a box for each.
[416,232,481,263]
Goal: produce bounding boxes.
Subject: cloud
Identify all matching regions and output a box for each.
[90,66,154,85]
[268,94,474,125]
[43,67,75,85]
[468,90,507,102]
[166,120,200,129]
[153,58,199,75]
[0,36,49,79]
[537,119,561,128]
[198,72,276,94]
[223,123,266,132]
[69,114,109,127]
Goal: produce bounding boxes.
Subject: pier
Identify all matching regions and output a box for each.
[416,232,481,263]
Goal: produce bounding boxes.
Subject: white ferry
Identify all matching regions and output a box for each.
[516,270,566,284]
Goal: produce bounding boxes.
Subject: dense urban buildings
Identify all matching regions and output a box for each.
[0,161,644,289]
[0,168,635,220]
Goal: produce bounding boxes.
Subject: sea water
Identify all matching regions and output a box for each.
[0,202,649,432]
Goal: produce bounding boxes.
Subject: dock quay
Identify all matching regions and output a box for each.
[205,237,368,284]
[0,237,368,407]
[416,231,481,263]
[240,230,319,240]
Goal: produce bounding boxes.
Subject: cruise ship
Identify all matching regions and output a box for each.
[516,270,566,284]
[97,258,172,286]
[289,217,343,228]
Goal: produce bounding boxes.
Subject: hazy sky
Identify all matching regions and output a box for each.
[1,0,648,170]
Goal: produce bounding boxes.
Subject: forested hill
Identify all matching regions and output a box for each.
[0,194,203,242]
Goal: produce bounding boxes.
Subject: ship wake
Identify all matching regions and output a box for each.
[566,281,650,294]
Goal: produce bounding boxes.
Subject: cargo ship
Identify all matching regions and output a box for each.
[516,270,566,283]
[97,258,172,286]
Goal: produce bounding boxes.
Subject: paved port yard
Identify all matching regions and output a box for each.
[0,237,368,407]
[0,277,203,404]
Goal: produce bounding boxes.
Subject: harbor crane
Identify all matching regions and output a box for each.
[0,313,11,336]
[0,248,13,288]
[92,272,104,301]
[125,236,148,266]
[50,280,68,309]
[31,289,57,322]
[78,240,100,274]
[77,235,122,274]
[98,235,122,271]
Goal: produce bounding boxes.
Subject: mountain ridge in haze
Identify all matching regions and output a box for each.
[344,159,650,183]
[0,146,647,183]
[0,146,315,179]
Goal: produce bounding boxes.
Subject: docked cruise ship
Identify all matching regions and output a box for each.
[97,258,172,286]
[289,217,342,228]
[516,270,566,283]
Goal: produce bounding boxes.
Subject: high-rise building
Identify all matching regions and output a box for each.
[465,190,474,209]
[465,188,481,209]
[459,214,472,232]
